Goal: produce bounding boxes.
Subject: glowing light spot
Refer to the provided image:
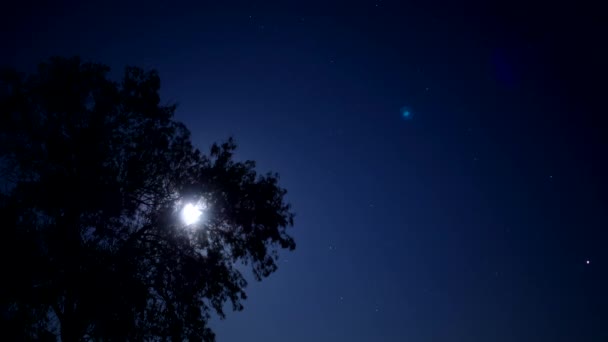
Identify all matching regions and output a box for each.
[586,260,590,265]
[400,106,413,120]
[181,203,202,225]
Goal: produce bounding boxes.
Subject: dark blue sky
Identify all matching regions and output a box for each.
[3,1,607,341]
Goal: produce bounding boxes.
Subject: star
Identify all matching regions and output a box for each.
[586,260,590,265]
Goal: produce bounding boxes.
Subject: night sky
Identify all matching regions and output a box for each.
[2,1,607,341]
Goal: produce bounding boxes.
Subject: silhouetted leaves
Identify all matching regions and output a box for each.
[0,57,295,341]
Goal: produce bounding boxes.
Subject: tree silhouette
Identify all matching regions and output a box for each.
[0,57,295,341]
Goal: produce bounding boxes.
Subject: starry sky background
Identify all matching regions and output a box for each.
[2,1,607,341]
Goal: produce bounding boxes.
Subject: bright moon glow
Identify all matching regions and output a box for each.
[181,203,202,225]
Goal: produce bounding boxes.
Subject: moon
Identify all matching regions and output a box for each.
[181,203,203,225]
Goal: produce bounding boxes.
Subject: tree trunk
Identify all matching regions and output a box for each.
[58,293,83,342]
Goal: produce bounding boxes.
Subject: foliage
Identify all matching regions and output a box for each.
[0,57,295,341]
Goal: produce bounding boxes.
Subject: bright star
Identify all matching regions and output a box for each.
[400,106,413,120]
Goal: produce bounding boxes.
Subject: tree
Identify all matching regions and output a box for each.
[0,57,295,341]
